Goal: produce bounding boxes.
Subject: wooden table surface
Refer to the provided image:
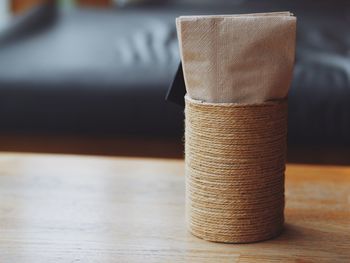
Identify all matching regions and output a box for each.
[0,153,349,262]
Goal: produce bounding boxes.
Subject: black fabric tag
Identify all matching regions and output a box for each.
[165,62,186,107]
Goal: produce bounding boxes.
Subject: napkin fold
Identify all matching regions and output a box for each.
[176,12,296,103]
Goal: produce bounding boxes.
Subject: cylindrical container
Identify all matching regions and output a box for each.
[185,95,288,243]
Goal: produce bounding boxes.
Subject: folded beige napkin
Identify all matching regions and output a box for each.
[176,12,297,103]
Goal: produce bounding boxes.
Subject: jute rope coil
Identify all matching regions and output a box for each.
[185,95,288,243]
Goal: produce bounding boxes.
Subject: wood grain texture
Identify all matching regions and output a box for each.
[0,153,349,262]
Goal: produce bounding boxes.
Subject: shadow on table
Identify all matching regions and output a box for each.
[271,223,349,260]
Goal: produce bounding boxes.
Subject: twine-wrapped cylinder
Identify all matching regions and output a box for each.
[185,96,288,243]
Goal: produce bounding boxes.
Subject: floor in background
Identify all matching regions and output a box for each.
[0,134,348,165]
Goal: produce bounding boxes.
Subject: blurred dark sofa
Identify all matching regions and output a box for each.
[0,0,349,145]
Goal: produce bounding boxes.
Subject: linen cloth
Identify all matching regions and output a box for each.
[176,12,297,103]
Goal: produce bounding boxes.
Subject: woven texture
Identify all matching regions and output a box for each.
[176,13,296,103]
[185,96,288,243]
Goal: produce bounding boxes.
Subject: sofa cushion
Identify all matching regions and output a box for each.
[0,2,349,144]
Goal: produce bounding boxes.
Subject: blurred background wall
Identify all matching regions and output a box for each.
[0,1,10,26]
